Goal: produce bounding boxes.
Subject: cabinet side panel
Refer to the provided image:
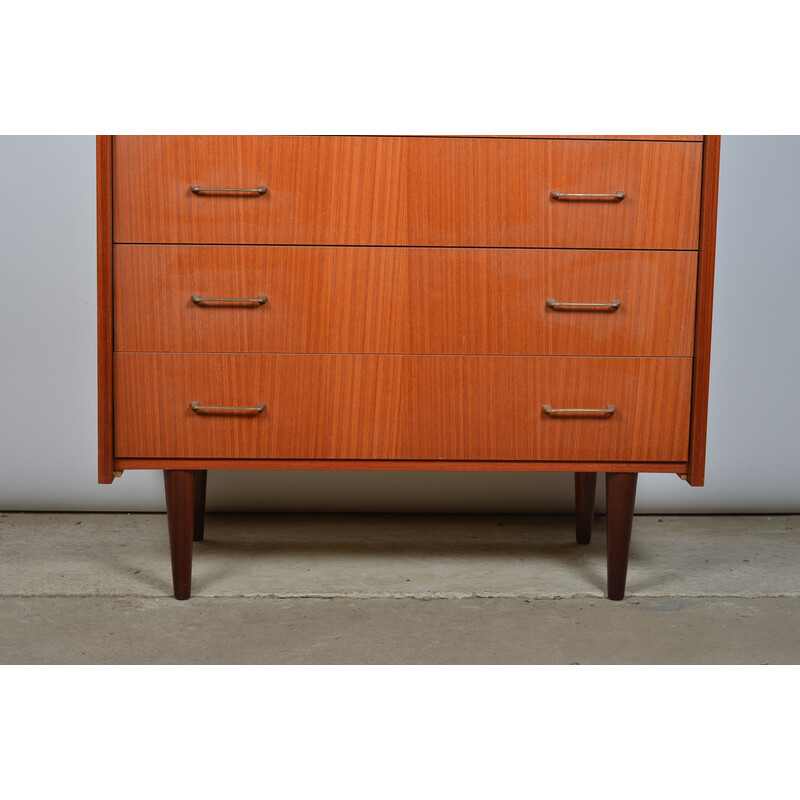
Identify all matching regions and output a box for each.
[97,135,115,483]
[687,135,721,486]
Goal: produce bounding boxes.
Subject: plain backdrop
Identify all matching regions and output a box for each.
[0,135,798,513]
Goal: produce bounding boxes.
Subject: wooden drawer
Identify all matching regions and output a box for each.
[114,353,692,461]
[112,137,702,249]
[114,246,697,357]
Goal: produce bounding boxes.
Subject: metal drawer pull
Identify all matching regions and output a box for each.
[550,191,626,201]
[191,402,266,414]
[546,298,621,311]
[190,185,268,195]
[192,294,268,306]
[542,404,616,416]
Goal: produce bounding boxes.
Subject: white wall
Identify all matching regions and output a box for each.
[1,136,798,513]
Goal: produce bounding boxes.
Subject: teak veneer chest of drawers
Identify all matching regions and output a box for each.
[97,135,720,600]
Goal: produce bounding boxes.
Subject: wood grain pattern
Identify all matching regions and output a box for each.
[115,458,686,474]
[114,245,697,357]
[113,136,406,246]
[449,136,703,141]
[114,354,692,462]
[115,458,686,473]
[407,138,702,250]
[112,137,702,249]
[96,135,114,484]
[687,135,721,486]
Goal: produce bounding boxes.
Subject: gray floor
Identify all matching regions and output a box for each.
[1,512,798,663]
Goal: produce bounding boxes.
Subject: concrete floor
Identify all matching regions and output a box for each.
[1,512,798,663]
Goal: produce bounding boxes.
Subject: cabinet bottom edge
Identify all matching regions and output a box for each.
[113,458,687,474]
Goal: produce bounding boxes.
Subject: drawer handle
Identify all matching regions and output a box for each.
[191,294,268,306]
[191,402,266,415]
[550,191,626,201]
[546,298,621,311]
[190,185,268,195]
[542,404,616,416]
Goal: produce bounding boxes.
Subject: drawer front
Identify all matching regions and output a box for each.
[114,246,697,356]
[114,354,692,461]
[113,137,702,249]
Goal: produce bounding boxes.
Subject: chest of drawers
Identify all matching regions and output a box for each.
[97,135,720,600]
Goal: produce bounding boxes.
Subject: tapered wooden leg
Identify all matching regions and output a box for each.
[574,472,597,545]
[193,470,208,542]
[605,472,638,601]
[163,469,201,600]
